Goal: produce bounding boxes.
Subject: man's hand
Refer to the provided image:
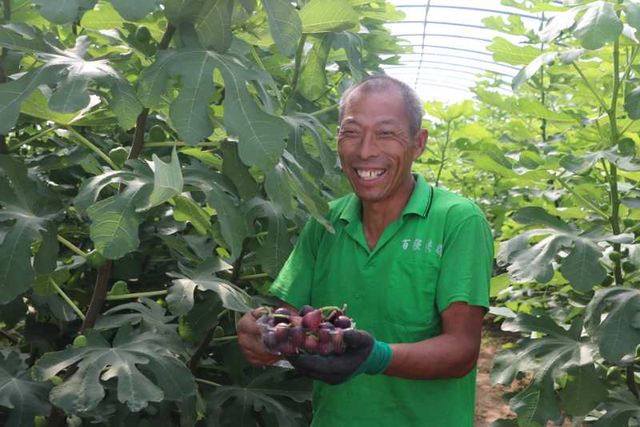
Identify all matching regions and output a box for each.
[237,308,282,366]
[287,329,392,385]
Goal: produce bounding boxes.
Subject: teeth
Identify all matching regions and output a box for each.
[356,169,385,180]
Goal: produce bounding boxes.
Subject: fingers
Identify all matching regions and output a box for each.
[237,309,280,366]
[343,329,374,349]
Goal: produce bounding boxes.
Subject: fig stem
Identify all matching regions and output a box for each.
[318,306,341,312]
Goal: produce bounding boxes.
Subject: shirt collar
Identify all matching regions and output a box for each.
[339,174,433,224]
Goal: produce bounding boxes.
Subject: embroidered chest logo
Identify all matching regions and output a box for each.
[401,239,442,256]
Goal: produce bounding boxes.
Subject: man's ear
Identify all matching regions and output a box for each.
[412,129,428,160]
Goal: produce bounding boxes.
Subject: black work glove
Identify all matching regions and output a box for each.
[287,329,392,385]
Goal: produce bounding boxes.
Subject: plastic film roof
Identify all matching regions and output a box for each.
[383,0,553,104]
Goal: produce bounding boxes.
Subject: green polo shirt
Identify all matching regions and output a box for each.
[270,174,493,427]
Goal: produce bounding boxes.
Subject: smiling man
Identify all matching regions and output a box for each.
[237,75,494,426]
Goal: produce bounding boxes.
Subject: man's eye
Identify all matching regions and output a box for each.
[380,131,395,137]
[341,130,357,136]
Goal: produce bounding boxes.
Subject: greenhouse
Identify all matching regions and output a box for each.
[0,0,639,426]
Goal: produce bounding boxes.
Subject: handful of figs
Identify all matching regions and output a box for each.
[257,304,354,356]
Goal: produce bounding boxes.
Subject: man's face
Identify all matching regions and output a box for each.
[337,87,427,204]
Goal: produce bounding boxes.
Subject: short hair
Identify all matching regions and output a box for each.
[338,75,424,137]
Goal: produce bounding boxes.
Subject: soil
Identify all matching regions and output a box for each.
[474,334,516,426]
[474,317,523,427]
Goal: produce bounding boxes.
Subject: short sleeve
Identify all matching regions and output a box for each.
[268,219,319,309]
[435,213,493,313]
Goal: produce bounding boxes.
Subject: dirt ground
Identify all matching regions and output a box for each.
[474,332,516,426]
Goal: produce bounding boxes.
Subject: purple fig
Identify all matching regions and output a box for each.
[318,342,333,356]
[334,341,346,354]
[291,326,305,348]
[273,315,290,325]
[302,310,323,329]
[275,308,292,316]
[327,309,344,323]
[278,341,296,356]
[298,305,314,317]
[331,328,344,347]
[289,315,303,327]
[334,316,351,329]
[304,335,319,354]
[318,323,333,343]
[263,332,277,351]
[274,323,289,342]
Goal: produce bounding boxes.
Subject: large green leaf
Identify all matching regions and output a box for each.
[512,52,557,90]
[183,163,250,259]
[299,0,359,34]
[283,113,336,174]
[32,326,195,413]
[539,5,585,42]
[220,140,259,200]
[75,155,181,259]
[195,0,234,52]
[206,370,311,427]
[492,314,596,424]
[584,287,640,363]
[173,195,212,235]
[167,258,253,315]
[148,148,184,207]
[573,1,623,50]
[32,0,96,25]
[0,31,141,131]
[262,0,302,56]
[94,298,178,339]
[593,388,640,427]
[247,199,293,278]
[265,162,296,220]
[559,364,608,416]
[299,34,334,101]
[0,351,51,427]
[487,37,541,66]
[497,207,633,290]
[109,0,158,21]
[139,48,289,167]
[0,155,60,304]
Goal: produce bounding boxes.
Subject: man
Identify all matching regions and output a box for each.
[238,75,493,426]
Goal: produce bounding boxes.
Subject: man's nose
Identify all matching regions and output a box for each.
[357,131,378,159]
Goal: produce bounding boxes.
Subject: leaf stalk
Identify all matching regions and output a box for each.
[57,235,88,258]
[105,290,168,301]
[66,126,118,169]
[49,277,86,320]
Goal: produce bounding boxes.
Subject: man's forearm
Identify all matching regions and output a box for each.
[385,333,480,380]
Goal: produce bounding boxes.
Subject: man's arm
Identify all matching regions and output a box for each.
[237,299,298,367]
[385,302,485,379]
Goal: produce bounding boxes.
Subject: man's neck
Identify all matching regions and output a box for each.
[361,176,416,250]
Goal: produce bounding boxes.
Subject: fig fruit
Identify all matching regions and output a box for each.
[274,324,289,342]
[291,326,305,348]
[318,342,333,356]
[304,335,319,354]
[298,305,314,317]
[73,335,88,347]
[263,332,277,351]
[302,310,323,329]
[334,316,352,329]
[278,341,296,356]
[289,315,303,327]
[275,308,292,316]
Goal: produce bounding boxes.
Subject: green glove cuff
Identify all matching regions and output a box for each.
[357,340,392,376]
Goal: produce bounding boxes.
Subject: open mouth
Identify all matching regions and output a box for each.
[354,169,386,181]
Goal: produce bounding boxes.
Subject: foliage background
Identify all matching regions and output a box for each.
[0,0,407,426]
[2,0,640,426]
